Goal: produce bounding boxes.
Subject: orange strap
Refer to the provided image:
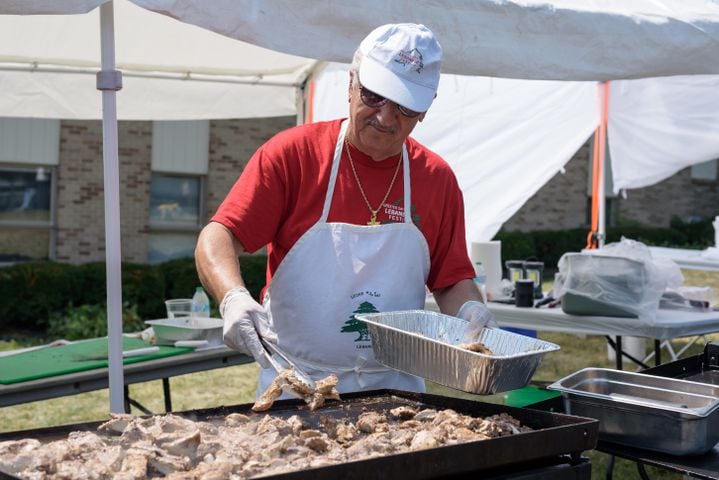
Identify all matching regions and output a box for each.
[587,82,610,250]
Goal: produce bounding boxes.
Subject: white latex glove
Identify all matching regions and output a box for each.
[220,286,277,369]
[457,300,499,342]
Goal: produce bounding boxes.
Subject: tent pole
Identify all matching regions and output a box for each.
[98,0,125,414]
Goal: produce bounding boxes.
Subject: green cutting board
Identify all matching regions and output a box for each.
[0,337,193,384]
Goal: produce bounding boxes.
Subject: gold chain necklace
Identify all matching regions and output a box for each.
[345,140,403,226]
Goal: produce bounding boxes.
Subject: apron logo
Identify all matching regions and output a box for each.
[341,300,378,342]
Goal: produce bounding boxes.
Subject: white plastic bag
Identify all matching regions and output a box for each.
[556,237,684,322]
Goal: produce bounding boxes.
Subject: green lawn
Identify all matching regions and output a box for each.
[1,269,717,479]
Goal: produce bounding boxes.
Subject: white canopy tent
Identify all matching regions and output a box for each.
[3,0,719,412]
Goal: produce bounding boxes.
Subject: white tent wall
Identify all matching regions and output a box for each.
[309,63,599,243]
[609,75,719,192]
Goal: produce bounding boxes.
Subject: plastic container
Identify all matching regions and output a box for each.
[165,298,192,319]
[145,317,223,345]
[191,287,210,317]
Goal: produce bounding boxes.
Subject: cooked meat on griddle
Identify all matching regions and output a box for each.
[457,341,493,355]
[389,406,417,420]
[0,407,533,479]
[252,369,341,412]
[252,372,286,412]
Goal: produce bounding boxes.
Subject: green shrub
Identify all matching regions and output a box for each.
[496,228,587,271]
[495,231,535,265]
[495,218,715,272]
[158,258,201,301]
[73,262,109,306]
[532,229,587,268]
[48,302,143,341]
[0,255,269,334]
[121,263,166,320]
[239,254,268,302]
[0,262,77,331]
[606,225,688,247]
[669,216,715,248]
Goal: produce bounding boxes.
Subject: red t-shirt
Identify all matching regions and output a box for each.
[212,119,474,294]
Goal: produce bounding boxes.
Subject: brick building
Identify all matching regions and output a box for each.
[0,117,717,264]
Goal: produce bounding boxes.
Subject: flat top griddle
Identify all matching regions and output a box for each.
[1,389,598,480]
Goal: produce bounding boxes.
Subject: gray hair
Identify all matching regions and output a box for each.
[350,47,363,85]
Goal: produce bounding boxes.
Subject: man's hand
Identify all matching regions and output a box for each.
[457,300,498,342]
[220,287,277,369]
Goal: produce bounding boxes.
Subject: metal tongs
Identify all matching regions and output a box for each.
[260,337,316,390]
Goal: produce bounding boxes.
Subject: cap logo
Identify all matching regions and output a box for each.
[394,48,424,74]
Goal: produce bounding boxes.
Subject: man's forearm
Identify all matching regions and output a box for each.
[195,221,247,304]
[433,278,484,316]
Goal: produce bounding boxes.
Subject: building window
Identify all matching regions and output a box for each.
[0,166,54,262]
[149,120,209,264]
[149,174,201,227]
[690,159,717,182]
[147,173,202,263]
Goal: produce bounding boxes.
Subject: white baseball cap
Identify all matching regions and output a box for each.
[358,23,442,113]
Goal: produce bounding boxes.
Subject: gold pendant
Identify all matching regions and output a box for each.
[367,213,380,226]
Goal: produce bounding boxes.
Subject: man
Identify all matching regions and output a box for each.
[195,23,494,395]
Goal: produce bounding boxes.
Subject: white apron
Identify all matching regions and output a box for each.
[257,120,431,396]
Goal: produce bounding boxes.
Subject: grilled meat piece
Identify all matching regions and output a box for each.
[253,370,341,412]
[457,341,493,355]
[252,372,286,412]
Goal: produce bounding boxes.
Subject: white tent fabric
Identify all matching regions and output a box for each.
[311,64,599,242]
[0,0,315,119]
[134,0,719,81]
[609,75,719,192]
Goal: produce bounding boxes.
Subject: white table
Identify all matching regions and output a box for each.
[425,296,719,369]
[649,246,719,272]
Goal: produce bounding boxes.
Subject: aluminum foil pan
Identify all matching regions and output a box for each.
[356,310,559,395]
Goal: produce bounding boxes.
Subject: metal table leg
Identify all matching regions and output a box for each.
[162,377,172,412]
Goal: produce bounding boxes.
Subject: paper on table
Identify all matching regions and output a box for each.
[471,241,502,298]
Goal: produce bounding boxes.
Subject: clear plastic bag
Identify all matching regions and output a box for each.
[556,237,684,321]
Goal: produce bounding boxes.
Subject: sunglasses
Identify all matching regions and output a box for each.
[358,83,423,118]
